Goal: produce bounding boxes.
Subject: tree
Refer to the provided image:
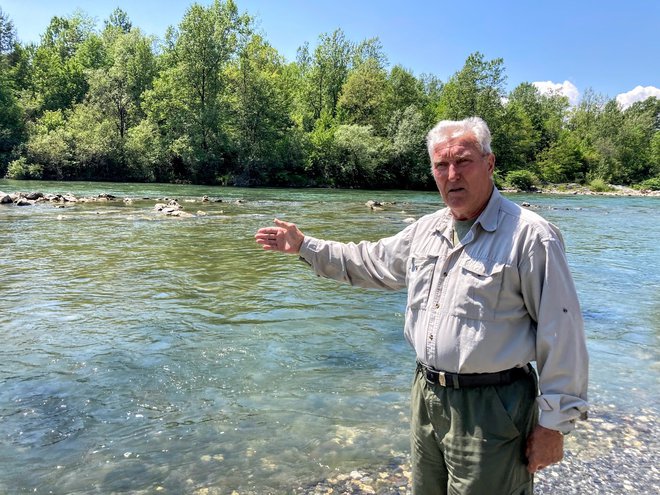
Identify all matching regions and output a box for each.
[508,82,569,161]
[537,130,589,183]
[333,124,387,187]
[352,37,387,69]
[337,58,388,133]
[144,0,250,182]
[620,97,660,182]
[225,35,295,185]
[88,26,156,140]
[435,52,506,130]
[104,8,132,35]
[386,65,426,115]
[385,104,432,189]
[299,29,353,123]
[30,12,101,113]
[495,101,537,173]
[0,7,16,56]
[0,8,23,171]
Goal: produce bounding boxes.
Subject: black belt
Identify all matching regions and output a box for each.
[418,362,532,388]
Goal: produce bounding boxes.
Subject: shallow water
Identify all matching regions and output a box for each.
[1,180,658,494]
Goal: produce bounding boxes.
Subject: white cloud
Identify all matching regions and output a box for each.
[616,86,660,110]
[532,80,580,106]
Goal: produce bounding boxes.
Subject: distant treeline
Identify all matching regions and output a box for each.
[0,1,659,190]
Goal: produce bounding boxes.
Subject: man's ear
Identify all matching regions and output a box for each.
[487,153,495,174]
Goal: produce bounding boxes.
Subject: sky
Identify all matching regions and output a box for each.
[2,0,659,108]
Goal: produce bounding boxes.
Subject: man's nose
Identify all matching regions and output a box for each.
[447,163,460,180]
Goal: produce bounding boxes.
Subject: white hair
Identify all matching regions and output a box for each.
[426,117,493,158]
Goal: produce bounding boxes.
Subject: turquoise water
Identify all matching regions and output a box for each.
[0,179,658,494]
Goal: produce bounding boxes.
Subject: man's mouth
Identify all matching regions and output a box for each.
[448,187,465,193]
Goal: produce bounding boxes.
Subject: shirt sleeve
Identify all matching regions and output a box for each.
[298,227,412,291]
[520,230,589,433]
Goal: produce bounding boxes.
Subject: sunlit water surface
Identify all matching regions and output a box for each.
[1,180,658,493]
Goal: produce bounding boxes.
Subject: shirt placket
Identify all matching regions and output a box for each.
[424,228,463,364]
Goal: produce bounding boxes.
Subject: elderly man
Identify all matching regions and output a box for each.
[255,117,588,495]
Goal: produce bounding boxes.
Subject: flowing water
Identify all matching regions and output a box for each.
[0,180,658,494]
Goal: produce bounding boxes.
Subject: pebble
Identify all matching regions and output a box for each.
[292,405,659,495]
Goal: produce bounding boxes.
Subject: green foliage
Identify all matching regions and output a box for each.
[588,178,613,192]
[306,111,340,185]
[6,157,43,179]
[0,64,24,170]
[537,131,588,183]
[1,5,658,189]
[225,35,293,185]
[0,7,17,55]
[638,177,660,191]
[124,120,166,181]
[333,124,387,187]
[337,58,388,132]
[492,170,505,190]
[385,105,431,188]
[506,170,538,191]
[435,52,506,129]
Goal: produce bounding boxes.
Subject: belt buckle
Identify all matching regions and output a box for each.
[437,371,446,387]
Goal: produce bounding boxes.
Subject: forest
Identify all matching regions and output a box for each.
[1,1,659,190]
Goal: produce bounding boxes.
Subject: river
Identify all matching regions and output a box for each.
[1,179,658,494]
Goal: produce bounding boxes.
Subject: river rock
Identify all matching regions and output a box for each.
[153,199,195,217]
[0,192,12,204]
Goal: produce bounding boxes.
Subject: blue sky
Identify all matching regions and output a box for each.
[2,0,659,107]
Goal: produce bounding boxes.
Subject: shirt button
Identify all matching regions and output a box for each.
[443,272,447,276]
[435,303,440,309]
[429,334,433,340]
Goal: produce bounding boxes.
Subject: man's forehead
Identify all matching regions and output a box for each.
[432,137,481,156]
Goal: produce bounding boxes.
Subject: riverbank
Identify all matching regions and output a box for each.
[281,404,659,495]
[508,183,660,197]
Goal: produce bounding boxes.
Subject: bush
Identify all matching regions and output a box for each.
[493,170,505,190]
[588,178,613,192]
[638,177,660,191]
[5,157,44,179]
[506,170,538,191]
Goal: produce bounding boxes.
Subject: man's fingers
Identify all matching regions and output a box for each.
[273,218,295,230]
[255,219,303,254]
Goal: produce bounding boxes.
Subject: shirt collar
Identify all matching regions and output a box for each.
[431,186,502,236]
[474,186,501,233]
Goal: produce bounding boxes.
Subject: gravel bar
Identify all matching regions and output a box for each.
[290,404,659,495]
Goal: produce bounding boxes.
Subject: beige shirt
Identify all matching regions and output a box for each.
[299,188,588,433]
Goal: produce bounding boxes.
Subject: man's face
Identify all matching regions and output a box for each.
[431,134,495,220]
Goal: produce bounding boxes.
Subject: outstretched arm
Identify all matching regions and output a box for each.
[255,218,305,254]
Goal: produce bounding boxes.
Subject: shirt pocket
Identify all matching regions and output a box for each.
[406,255,439,310]
[452,258,507,321]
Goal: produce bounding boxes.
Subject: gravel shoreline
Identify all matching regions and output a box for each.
[289,404,659,495]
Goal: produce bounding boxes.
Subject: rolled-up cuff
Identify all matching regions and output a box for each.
[536,394,588,434]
